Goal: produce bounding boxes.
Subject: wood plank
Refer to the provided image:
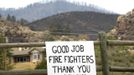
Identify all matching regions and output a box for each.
[99,32,109,75]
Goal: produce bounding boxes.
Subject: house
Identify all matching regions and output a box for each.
[10,47,45,64]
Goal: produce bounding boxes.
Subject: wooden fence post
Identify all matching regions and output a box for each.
[99,32,109,75]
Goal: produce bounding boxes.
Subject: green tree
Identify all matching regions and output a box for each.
[35,59,47,69]
[35,31,54,69]
[11,16,16,22]
[7,14,16,22]
[0,34,12,70]
[7,14,11,21]
[20,18,28,25]
[0,14,1,18]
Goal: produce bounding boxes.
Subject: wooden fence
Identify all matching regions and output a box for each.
[0,32,134,75]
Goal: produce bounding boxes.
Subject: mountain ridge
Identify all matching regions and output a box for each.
[0,0,115,22]
[28,11,119,34]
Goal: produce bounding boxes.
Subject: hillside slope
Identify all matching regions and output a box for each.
[28,11,119,34]
[0,19,44,42]
[112,9,134,40]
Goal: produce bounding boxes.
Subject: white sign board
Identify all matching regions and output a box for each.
[45,41,96,75]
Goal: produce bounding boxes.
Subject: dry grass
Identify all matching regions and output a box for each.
[12,62,36,70]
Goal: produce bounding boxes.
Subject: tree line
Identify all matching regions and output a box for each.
[0,13,28,25]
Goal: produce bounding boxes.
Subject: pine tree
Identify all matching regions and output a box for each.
[7,14,11,21]
[0,14,1,18]
[20,18,28,25]
[6,14,16,22]
[11,16,16,22]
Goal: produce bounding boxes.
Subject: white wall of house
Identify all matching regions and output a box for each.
[30,50,43,63]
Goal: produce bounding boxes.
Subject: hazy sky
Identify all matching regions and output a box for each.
[0,0,134,14]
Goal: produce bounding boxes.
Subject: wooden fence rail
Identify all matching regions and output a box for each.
[0,32,134,75]
[0,66,134,75]
[0,40,134,48]
[0,42,45,48]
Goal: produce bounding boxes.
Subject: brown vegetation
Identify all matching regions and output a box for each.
[28,11,118,34]
[113,9,134,40]
[0,19,45,42]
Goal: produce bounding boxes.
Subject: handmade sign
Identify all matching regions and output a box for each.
[45,41,96,75]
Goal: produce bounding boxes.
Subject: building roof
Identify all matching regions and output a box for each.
[11,49,31,56]
[11,47,44,56]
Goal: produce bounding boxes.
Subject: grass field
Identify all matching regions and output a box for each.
[95,46,134,75]
[12,62,36,70]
